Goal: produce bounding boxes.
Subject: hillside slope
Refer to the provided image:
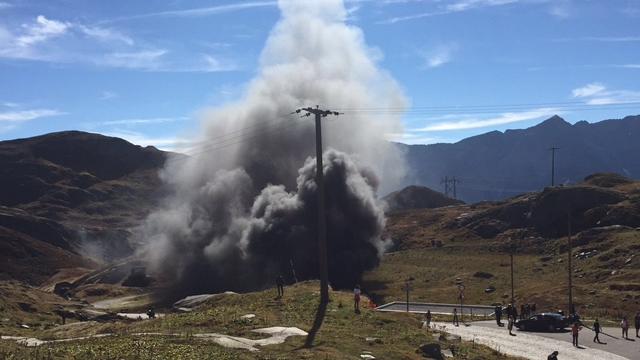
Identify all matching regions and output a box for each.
[383,185,463,212]
[0,131,171,285]
[399,115,640,202]
[366,173,640,317]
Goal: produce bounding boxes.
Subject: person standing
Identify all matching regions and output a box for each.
[495,305,503,326]
[146,307,156,319]
[452,308,459,326]
[571,322,582,347]
[276,275,285,298]
[507,314,515,336]
[621,316,629,339]
[593,318,601,343]
[354,284,361,313]
[424,310,432,329]
[635,312,640,338]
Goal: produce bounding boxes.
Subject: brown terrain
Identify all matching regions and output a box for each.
[0,131,638,358]
[366,172,640,319]
[0,131,170,286]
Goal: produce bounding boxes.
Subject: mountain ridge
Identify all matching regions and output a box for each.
[398,114,640,202]
[0,131,172,284]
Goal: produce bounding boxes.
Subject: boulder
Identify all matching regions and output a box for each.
[417,343,443,359]
[473,271,494,279]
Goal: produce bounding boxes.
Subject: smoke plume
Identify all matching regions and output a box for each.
[139,0,407,296]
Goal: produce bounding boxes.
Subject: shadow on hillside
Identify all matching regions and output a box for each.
[303,300,328,348]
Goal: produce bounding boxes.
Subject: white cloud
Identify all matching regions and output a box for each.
[446,0,517,12]
[583,36,640,42]
[384,131,445,144]
[106,1,276,23]
[0,108,65,122]
[202,54,238,72]
[381,0,519,24]
[572,83,640,105]
[0,15,137,62]
[0,2,12,10]
[554,36,640,43]
[104,130,193,152]
[572,83,605,98]
[101,116,188,126]
[414,107,560,131]
[422,44,457,69]
[549,4,570,18]
[78,25,134,45]
[97,51,237,72]
[16,15,70,47]
[0,15,238,72]
[621,7,640,17]
[100,91,118,100]
[100,49,167,70]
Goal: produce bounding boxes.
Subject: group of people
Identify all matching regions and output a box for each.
[493,303,520,335]
[573,312,640,346]
[518,303,536,320]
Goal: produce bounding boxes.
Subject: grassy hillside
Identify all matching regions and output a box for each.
[366,174,640,319]
[0,281,519,359]
[0,131,171,285]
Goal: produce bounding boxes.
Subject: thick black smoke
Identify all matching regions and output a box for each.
[142,150,387,295]
[138,0,406,296]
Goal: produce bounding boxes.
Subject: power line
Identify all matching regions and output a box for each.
[333,100,640,112]
[163,115,305,162]
[181,119,306,159]
[180,114,299,153]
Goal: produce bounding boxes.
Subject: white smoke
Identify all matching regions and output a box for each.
[139,0,407,296]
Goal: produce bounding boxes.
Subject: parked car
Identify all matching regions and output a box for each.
[515,313,571,332]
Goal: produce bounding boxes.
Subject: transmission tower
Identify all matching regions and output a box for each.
[549,147,559,186]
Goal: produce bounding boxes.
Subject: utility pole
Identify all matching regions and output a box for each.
[549,147,559,186]
[457,283,465,324]
[510,239,515,306]
[293,106,341,305]
[403,279,413,312]
[567,211,574,316]
[450,177,461,199]
[441,176,450,197]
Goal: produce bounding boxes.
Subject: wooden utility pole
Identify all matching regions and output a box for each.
[510,240,515,306]
[457,283,465,324]
[549,147,559,186]
[293,106,341,305]
[567,212,574,315]
[403,279,413,312]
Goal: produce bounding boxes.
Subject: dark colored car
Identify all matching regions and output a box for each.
[515,313,571,332]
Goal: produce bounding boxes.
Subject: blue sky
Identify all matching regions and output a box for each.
[1,0,639,149]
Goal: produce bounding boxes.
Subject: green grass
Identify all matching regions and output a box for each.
[0,282,521,359]
[363,228,640,321]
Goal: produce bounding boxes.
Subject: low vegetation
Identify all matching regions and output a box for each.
[1,282,520,359]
